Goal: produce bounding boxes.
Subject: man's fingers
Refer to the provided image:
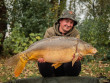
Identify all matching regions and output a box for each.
[38,58,45,63]
[76,56,83,62]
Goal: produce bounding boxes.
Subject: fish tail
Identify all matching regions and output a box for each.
[14,57,27,77]
[5,53,20,66]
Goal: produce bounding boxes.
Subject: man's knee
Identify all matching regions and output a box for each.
[63,61,81,76]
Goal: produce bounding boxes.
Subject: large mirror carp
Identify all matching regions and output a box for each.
[5,36,97,77]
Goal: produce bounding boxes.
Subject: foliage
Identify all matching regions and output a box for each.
[79,0,110,19]
[3,27,43,55]
[50,0,59,20]
[7,0,54,36]
[79,18,110,45]
[49,0,67,21]
[57,0,67,17]
[78,19,97,45]
[2,0,56,55]
[0,0,7,53]
[0,33,3,45]
[0,59,40,82]
[0,58,110,82]
[76,0,110,61]
[78,17,110,60]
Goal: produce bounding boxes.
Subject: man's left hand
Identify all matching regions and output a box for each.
[76,56,83,62]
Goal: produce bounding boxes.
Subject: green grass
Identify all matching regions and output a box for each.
[0,58,110,82]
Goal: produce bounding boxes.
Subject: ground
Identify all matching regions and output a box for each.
[0,57,110,82]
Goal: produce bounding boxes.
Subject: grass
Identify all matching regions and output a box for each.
[80,60,110,78]
[0,57,110,82]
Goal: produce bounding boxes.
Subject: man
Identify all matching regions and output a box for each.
[38,10,81,77]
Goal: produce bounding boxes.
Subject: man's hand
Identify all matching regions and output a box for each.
[73,54,83,62]
[76,56,83,62]
[38,58,45,63]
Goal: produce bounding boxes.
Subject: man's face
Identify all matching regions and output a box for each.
[59,18,74,33]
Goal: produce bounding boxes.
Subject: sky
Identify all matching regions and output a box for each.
[66,0,88,22]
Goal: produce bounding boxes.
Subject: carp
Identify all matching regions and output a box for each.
[5,36,97,77]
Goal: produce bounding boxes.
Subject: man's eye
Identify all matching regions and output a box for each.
[70,22,73,24]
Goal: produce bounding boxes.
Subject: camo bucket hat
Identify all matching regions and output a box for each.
[58,10,77,26]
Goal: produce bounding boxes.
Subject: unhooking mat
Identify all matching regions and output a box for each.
[6,76,102,83]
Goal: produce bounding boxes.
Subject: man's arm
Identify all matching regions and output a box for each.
[44,27,55,38]
[44,30,51,38]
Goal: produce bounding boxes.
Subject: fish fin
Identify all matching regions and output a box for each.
[5,54,20,66]
[72,53,79,66]
[14,58,27,77]
[52,63,62,69]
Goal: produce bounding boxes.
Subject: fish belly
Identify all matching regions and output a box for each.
[42,48,75,63]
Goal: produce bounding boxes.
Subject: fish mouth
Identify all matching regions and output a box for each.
[88,49,98,55]
[87,54,95,55]
[86,53,97,56]
[93,49,98,53]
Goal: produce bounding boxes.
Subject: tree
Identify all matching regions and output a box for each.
[0,0,7,54]
[57,0,67,17]
[80,0,110,46]
[3,0,55,55]
[7,0,53,36]
[78,0,110,58]
[69,0,76,13]
[50,0,67,20]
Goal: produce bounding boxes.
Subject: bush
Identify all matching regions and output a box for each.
[78,18,110,61]
[8,0,54,36]
[3,27,43,56]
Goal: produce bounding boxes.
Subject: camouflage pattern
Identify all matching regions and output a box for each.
[58,10,78,26]
[44,10,79,38]
[44,24,80,38]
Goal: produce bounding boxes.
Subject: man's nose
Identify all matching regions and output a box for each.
[67,22,71,26]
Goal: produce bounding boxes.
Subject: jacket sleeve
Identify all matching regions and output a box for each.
[44,29,51,38]
[44,27,55,38]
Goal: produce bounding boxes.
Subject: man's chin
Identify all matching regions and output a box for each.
[63,29,71,33]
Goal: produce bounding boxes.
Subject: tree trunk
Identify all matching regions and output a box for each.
[92,0,95,18]
[58,0,67,17]
[73,0,76,14]
[0,0,7,54]
[69,0,72,10]
[50,0,66,20]
[50,0,59,21]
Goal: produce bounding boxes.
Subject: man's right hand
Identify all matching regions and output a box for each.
[38,58,45,63]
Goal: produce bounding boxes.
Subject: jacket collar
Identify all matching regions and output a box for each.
[53,22,75,36]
